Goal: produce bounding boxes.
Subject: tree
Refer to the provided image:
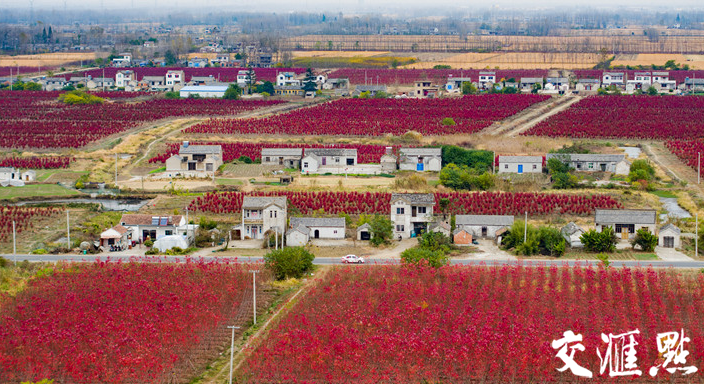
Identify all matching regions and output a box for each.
[164,91,180,99]
[417,231,454,254]
[264,247,315,280]
[22,82,41,91]
[256,80,275,94]
[628,159,654,183]
[223,83,241,100]
[646,86,658,95]
[441,146,493,171]
[461,82,478,95]
[57,90,104,105]
[580,227,618,253]
[631,228,658,252]
[439,163,495,191]
[369,215,393,246]
[400,248,448,268]
[302,67,317,92]
[246,66,256,94]
[531,83,542,94]
[164,50,178,66]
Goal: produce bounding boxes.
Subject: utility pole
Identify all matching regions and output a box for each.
[12,221,16,265]
[523,211,527,243]
[115,153,118,185]
[66,210,71,250]
[696,213,699,257]
[249,270,260,324]
[698,152,701,184]
[185,207,190,245]
[227,325,241,384]
[274,227,278,250]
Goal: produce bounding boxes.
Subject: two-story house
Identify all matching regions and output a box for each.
[241,196,287,240]
[390,193,435,239]
[236,70,251,86]
[165,142,223,177]
[445,76,472,94]
[602,72,626,88]
[115,70,135,88]
[276,72,300,87]
[165,70,185,87]
[478,71,496,89]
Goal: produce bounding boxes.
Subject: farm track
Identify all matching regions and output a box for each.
[487,94,582,137]
[643,143,704,194]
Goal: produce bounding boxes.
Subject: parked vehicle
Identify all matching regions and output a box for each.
[341,254,365,264]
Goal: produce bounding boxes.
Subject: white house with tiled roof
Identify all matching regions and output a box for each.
[241,196,287,240]
[390,193,435,239]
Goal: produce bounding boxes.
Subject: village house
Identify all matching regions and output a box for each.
[380,148,398,173]
[602,72,626,88]
[561,222,586,248]
[187,57,209,68]
[41,77,68,91]
[301,148,357,174]
[390,193,435,239]
[236,70,251,86]
[575,79,601,94]
[357,223,372,241]
[520,77,543,92]
[398,148,442,172]
[658,223,681,249]
[445,76,472,94]
[286,217,346,246]
[276,72,300,87]
[86,77,115,90]
[352,85,387,97]
[165,70,185,87]
[322,78,349,91]
[546,153,630,175]
[414,80,441,98]
[142,75,165,88]
[119,214,186,243]
[261,148,303,168]
[498,156,543,174]
[211,53,231,67]
[428,221,452,237]
[478,71,496,89]
[651,72,677,92]
[165,142,223,177]
[453,228,473,245]
[189,75,217,85]
[179,85,228,98]
[68,76,89,87]
[0,167,34,183]
[274,85,304,97]
[112,53,132,67]
[595,209,657,241]
[240,196,287,240]
[455,215,514,239]
[99,225,130,248]
[115,70,135,88]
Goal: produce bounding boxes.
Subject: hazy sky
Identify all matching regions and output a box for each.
[3,0,703,11]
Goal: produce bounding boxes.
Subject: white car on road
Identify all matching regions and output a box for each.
[341,254,365,264]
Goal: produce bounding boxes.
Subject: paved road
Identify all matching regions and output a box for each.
[4,254,704,269]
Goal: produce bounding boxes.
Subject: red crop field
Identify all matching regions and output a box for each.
[0,259,262,383]
[149,141,405,164]
[188,191,620,215]
[72,67,306,83]
[0,91,284,148]
[241,265,704,383]
[0,156,73,169]
[524,95,704,140]
[185,95,550,137]
[0,206,63,241]
[665,140,704,176]
[327,68,548,85]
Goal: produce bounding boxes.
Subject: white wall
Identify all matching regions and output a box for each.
[498,162,542,174]
[307,226,345,239]
[658,229,681,248]
[179,90,225,98]
[457,225,506,239]
[286,230,308,246]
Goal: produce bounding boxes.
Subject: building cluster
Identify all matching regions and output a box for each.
[0,167,36,187]
[100,214,198,252]
[498,153,631,175]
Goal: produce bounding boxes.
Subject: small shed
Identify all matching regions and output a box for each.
[453,228,473,246]
[286,225,310,247]
[100,225,130,247]
[658,223,681,249]
[429,221,451,237]
[279,175,294,185]
[357,223,371,241]
[561,222,585,248]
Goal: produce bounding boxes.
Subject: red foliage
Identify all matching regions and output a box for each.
[327,68,548,85]
[665,139,704,177]
[0,156,73,169]
[242,265,704,383]
[524,95,704,140]
[0,91,284,148]
[149,141,405,164]
[0,206,63,241]
[70,67,306,83]
[188,191,620,216]
[0,259,257,383]
[185,95,549,137]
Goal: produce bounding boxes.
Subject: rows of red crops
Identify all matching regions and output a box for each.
[0,156,73,169]
[327,68,549,85]
[149,141,405,164]
[242,265,704,383]
[0,259,260,383]
[524,95,704,140]
[0,206,63,241]
[665,140,704,176]
[70,67,306,83]
[0,91,284,148]
[185,95,550,137]
[188,191,620,216]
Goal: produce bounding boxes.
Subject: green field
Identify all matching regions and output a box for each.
[0,184,82,200]
[215,178,244,186]
[35,170,90,182]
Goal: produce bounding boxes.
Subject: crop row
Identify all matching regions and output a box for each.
[665,140,704,176]
[327,68,549,85]
[242,265,704,382]
[188,191,620,216]
[0,259,261,383]
[524,95,704,140]
[72,67,307,83]
[0,206,63,241]
[0,91,284,148]
[185,95,550,137]
[149,141,405,164]
[0,156,73,169]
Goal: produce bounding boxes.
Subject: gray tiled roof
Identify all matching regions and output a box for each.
[547,77,568,83]
[391,193,435,205]
[286,224,309,236]
[179,145,222,155]
[143,76,164,81]
[355,85,387,92]
[578,79,601,83]
[546,153,625,162]
[305,148,357,157]
[357,223,371,231]
[455,215,514,226]
[242,196,287,210]
[561,222,585,236]
[290,217,346,228]
[400,148,441,156]
[520,77,543,83]
[659,223,681,234]
[499,156,542,163]
[262,148,303,156]
[0,167,16,172]
[595,209,656,225]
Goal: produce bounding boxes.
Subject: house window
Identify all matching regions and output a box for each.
[303,162,308,168]
[347,158,354,166]
[265,157,270,162]
[417,206,427,214]
[396,225,405,232]
[588,163,594,169]
[270,211,273,218]
[336,157,340,163]
[504,164,508,169]
[165,230,173,236]
[532,164,537,169]
[188,162,196,171]
[206,163,213,172]
[614,224,635,234]
[396,207,405,214]
[334,230,337,234]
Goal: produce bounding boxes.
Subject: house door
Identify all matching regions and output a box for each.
[621,228,629,240]
[482,227,488,237]
[251,226,258,239]
[314,230,320,239]
[518,164,523,174]
[600,163,607,172]
[322,157,327,165]
[664,237,674,248]
[417,163,424,171]
[360,231,370,240]
[279,157,284,165]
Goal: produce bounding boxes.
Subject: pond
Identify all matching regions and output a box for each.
[659,197,691,221]
[619,146,641,159]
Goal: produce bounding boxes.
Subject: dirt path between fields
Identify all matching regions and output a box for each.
[503,95,582,137]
